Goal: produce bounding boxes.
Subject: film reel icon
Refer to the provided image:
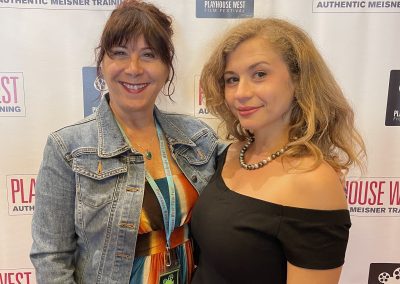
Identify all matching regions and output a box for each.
[378,267,400,283]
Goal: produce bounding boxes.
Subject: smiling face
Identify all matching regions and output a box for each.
[223,36,296,135]
[101,34,169,118]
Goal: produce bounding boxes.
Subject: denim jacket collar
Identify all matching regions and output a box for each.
[96,94,195,158]
[154,107,196,148]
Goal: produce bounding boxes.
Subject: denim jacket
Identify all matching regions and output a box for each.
[30,94,223,284]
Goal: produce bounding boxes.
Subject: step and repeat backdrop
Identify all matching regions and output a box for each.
[0,0,399,283]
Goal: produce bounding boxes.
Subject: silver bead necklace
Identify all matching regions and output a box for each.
[239,137,290,170]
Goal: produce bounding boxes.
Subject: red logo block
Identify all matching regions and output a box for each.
[6,175,36,216]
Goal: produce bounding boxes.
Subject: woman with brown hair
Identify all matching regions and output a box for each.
[30,1,221,283]
[191,18,366,283]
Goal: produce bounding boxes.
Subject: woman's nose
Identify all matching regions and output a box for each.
[125,55,143,76]
[234,79,252,100]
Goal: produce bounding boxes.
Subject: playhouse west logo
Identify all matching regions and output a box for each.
[6,175,36,216]
[82,67,103,117]
[346,177,400,217]
[0,269,34,284]
[0,72,26,117]
[196,0,254,18]
[385,70,400,126]
[194,75,215,119]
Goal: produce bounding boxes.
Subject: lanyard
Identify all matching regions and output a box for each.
[146,122,176,255]
[116,119,176,265]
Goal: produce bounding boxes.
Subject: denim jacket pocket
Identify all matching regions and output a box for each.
[177,129,217,165]
[72,155,127,207]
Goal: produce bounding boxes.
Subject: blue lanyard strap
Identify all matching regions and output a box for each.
[145,122,176,251]
[115,118,176,255]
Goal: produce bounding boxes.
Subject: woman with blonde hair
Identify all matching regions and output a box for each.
[191,18,366,283]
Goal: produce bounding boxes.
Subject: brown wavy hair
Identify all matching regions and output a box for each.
[96,0,175,96]
[200,18,366,175]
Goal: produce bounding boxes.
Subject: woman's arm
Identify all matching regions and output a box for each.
[287,262,342,284]
[30,134,77,284]
[285,160,350,284]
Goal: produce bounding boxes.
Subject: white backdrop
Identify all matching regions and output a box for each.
[1,1,399,283]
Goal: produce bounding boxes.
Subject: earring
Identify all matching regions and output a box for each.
[94,75,108,93]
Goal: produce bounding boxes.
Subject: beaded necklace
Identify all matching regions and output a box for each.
[239,137,291,170]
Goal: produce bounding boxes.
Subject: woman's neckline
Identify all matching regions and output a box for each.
[218,145,348,213]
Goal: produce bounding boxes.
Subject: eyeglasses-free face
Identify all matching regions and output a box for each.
[223,36,296,135]
[102,34,169,120]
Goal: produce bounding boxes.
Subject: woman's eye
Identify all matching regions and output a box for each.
[254,71,267,79]
[142,51,156,59]
[225,77,239,84]
[110,49,126,57]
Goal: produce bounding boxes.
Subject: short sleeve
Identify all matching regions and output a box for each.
[277,208,351,269]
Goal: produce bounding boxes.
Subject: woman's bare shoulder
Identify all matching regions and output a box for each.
[289,158,348,210]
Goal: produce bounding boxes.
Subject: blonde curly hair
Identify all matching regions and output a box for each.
[200,18,366,175]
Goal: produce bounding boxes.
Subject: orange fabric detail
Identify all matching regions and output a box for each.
[135,224,190,256]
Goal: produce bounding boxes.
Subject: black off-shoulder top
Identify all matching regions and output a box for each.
[191,146,351,284]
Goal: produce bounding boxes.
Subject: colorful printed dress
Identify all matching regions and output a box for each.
[130,173,198,284]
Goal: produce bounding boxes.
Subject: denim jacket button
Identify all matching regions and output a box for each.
[191,175,198,183]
